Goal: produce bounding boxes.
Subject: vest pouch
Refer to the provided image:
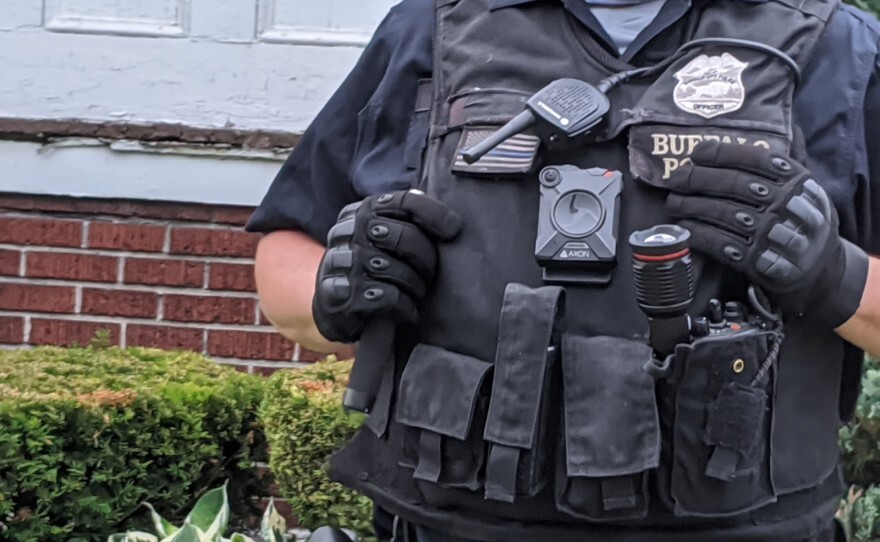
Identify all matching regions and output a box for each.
[555,335,660,521]
[669,329,781,517]
[396,344,493,491]
[482,283,564,503]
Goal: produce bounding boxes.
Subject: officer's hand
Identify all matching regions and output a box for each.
[312,190,462,343]
[665,141,869,328]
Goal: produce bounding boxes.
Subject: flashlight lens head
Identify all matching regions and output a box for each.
[629,225,690,259]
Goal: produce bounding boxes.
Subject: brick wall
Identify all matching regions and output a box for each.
[0,193,325,374]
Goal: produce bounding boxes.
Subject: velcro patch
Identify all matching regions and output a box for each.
[628,125,790,189]
[452,127,540,176]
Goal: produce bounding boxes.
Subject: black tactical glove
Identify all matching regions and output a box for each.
[665,141,869,329]
[313,190,462,343]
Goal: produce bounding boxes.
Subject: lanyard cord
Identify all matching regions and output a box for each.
[597,37,802,93]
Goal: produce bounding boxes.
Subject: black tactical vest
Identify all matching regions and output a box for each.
[329,1,850,540]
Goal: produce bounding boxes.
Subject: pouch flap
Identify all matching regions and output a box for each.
[706,382,768,453]
[447,88,531,129]
[396,344,492,440]
[484,283,563,449]
[677,329,773,400]
[562,335,660,478]
[704,382,769,481]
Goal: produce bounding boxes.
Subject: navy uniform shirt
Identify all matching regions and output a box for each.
[246,0,880,259]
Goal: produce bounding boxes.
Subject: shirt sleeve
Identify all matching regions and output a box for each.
[854,47,880,256]
[245,0,433,243]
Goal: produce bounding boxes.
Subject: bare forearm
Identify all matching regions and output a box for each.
[837,256,880,358]
[254,230,355,357]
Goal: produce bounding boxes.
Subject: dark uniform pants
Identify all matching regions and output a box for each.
[408,523,844,542]
[373,503,844,542]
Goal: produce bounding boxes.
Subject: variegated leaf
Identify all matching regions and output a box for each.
[161,524,203,542]
[107,533,159,542]
[185,481,230,539]
[144,503,179,538]
[260,497,287,542]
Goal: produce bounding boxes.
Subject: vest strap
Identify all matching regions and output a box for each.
[484,444,521,503]
[601,476,639,511]
[705,447,740,482]
[413,431,444,484]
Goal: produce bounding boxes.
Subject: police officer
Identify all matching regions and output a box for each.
[248,0,880,541]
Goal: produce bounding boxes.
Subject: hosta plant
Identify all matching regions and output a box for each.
[109,481,287,542]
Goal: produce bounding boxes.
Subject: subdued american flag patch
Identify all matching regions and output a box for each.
[452,127,540,176]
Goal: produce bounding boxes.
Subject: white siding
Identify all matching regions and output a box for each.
[0,0,399,203]
[1,0,398,132]
[0,140,281,206]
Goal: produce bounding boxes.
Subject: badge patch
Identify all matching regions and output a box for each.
[674,53,749,119]
[452,127,540,176]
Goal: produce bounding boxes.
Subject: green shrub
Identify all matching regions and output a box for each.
[839,356,880,540]
[260,359,373,537]
[842,357,880,488]
[846,0,880,17]
[0,346,268,541]
[839,485,880,542]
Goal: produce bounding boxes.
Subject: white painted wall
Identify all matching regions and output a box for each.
[0,0,399,205]
[0,0,399,132]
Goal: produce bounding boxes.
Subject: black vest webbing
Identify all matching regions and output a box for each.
[329,2,848,540]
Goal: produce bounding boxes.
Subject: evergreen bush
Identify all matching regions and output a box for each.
[260,360,373,538]
[846,0,880,17]
[0,345,267,541]
[840,357,880,540]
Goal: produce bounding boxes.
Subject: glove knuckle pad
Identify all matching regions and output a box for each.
[338,201,362,221]
[756,250,800,286]
[785,194,825,230]
[317,276,351,306]
[801,179,834,220]
[768,223,816,264]
[324,249,353,272]
[327,219,356,246]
